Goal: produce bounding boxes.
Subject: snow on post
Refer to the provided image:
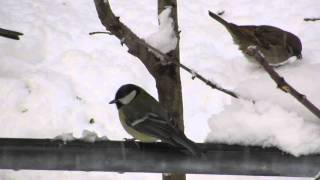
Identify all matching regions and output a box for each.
[145,7,178,58]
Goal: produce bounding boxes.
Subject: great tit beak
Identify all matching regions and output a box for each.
[109,99,118,104]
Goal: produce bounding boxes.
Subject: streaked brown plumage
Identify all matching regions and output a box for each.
[208,11,302,65]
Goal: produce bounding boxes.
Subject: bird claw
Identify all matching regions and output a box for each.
[123,137,136,141]
[124,138,140,148]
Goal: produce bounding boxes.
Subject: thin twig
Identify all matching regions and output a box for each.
[246,46,320,119]
[139,38,240,98]
[89,31,112,35]
[89,31,239,99]
[0,28,23,40]
[304,18,320,22]
[217,10,225,16]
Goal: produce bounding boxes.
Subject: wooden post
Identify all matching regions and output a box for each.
[157,1,185,180]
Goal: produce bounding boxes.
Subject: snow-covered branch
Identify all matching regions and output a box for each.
[137,36,240,99]
[246,46,320,119]
[304,17,320,22]
[93,0,240,99]
[94,0,159,77]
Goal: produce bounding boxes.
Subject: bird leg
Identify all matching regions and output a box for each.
[124,137,140,149]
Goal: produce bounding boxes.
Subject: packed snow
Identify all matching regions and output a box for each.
[145,6,178,55]
[54,129,108,143]
[207,63,320,156]
[81,129,109,142]
[54,132,76,142]
[1,0,319,179]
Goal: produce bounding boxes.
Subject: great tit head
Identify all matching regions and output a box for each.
[109,84,141,108]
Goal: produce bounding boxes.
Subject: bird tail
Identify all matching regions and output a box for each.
[172,132,203,157]
[208,11,230,27]
[0,28,23,40]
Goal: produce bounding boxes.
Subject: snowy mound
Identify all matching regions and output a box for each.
[207,63,320,156]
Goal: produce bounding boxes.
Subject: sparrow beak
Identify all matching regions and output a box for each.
[109,99,118,104]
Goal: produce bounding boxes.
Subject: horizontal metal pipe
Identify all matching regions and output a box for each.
[0,138,318,177]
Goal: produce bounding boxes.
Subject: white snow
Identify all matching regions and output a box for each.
[54,132,76,142]
[207,64,320,156]
[145,6,178,55]
[0,0,319,179]
[81,129,99,142]
[54,130,108,143]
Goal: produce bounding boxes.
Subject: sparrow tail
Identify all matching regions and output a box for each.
[208,10,230,27]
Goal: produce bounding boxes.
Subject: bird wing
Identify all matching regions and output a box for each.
[125,112,181,146]
[125,112,201,156]
[128,113,174,139]
[254,26,286,49]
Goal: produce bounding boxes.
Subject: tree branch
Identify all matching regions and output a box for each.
[94,0,160,77]
[145,40,240,99]
[304,17,320,22]
[246,46,320,119]
[0,28,23,40]
[93,0,241,100]
[90,31,240,99]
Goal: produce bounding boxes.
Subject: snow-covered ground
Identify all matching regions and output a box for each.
[1,0,319,179]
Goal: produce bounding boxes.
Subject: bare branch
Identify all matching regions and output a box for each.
[140,38,240,99]
[93,0,241,99]
[90,30,240,99]
[246,46,320,119]
[94,0,162,77]
[0,28,23,40]
[89,31,112,35]
[304,17,320,22]
[217,10,225,16]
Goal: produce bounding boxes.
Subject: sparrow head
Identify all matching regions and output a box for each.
[287,33,302,59]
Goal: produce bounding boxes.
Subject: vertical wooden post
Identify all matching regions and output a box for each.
[157,0,183,132]
[157,1,185,180]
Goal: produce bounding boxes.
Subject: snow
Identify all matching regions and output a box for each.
[1,0,320,179]
[81,129,108,142]
[207,63,320,156]
[54,132,76,142]
[145,6,178,55]
[54,130,108,143]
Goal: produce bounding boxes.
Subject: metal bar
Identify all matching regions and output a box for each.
[0,138,318,177]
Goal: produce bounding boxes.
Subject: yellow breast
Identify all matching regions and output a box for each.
[119,111,158,142]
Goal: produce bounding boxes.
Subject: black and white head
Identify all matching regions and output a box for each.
[109,84,141,108]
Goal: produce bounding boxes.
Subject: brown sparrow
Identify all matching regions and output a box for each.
[208,11,302,65]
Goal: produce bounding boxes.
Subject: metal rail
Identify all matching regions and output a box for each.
[0,138,318,177]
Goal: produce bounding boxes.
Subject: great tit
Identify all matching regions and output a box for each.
[0,28,23,40]
[208,11,302,65]
[110,84,201,156]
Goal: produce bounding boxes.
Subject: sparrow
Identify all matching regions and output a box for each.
[208,11,302,65]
